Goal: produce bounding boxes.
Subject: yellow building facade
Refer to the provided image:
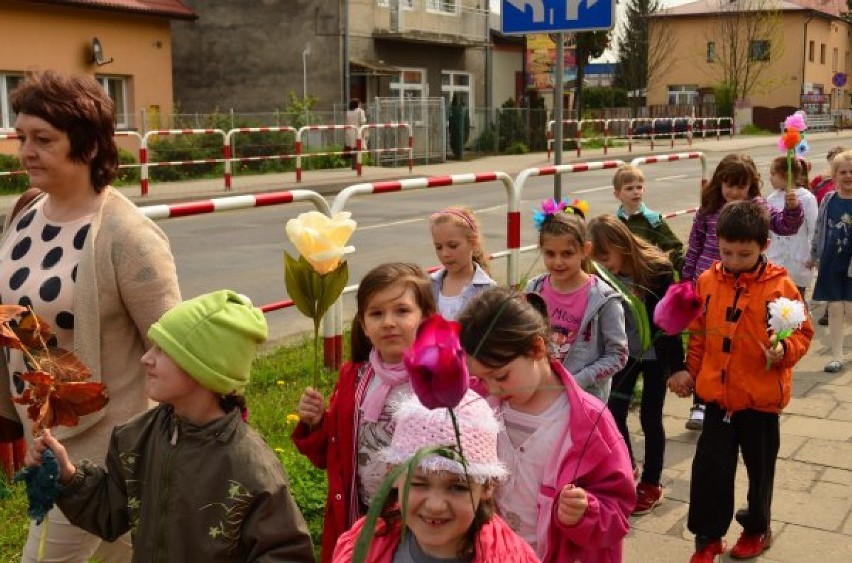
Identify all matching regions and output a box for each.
[647,0,851,113]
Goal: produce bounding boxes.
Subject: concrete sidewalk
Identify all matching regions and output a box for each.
[624,317,852,562]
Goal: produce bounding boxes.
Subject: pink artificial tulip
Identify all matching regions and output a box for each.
[654,281,703,336]
[404,314,469,410]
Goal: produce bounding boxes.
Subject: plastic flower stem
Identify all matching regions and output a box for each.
[38,514,49,563]
[787,150,794,192]
[449,409,477,521]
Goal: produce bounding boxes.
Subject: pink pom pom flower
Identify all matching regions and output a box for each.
[404,314,470,410]
[653,281,703,336]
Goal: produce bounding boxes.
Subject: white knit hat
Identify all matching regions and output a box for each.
[382,389,508,482]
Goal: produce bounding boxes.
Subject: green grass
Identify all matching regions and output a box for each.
[0,335,343,562]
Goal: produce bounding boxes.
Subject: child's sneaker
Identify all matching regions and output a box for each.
[632,482,663,515]
[690,539,725,563]
[686,404,705,430]
[730,530,772,559]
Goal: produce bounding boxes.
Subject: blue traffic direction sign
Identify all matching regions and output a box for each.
[502,0,615,34]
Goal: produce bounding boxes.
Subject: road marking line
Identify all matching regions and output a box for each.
[573,185,613,193]
[654,174,687,181]
[358,203,506,231]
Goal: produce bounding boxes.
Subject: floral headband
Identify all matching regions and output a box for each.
[533,197,589,231]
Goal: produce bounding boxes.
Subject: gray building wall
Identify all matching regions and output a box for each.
[171,0,342,113]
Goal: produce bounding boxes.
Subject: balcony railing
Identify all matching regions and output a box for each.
[374,1,488,45]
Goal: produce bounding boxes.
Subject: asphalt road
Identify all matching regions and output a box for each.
[159,139,841,344]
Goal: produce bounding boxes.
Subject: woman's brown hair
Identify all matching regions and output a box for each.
[350,263,435,363]
[699,153,761,214]
[11,70,119,192]
[588,214,672,293]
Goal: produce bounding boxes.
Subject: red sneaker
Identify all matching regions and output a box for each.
[690,539,725,563]
[730,531,772,559]
[633,482,664,515]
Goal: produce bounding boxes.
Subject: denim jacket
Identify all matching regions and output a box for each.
[430,263,496,320]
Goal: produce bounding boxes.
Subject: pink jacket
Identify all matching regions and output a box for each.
[332,513,539,562]
[536,360,636,562]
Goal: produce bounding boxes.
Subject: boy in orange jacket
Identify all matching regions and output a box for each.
[669,200,813,563]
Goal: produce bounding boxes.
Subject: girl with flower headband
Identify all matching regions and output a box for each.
[429,206,496,320]
[681,153,803,431]
[332,389,538,562]
[457,287,635,562]
[525,198,628,402]
[293,263,436,562]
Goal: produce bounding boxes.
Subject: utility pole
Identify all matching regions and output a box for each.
[554,33,564,199]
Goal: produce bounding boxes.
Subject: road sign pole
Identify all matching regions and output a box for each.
[554,33,564,200]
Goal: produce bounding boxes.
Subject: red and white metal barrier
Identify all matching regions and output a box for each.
[295,124,359,182]
[327,172,518,368]
[141,129,227,196]
[630,152,707,188]
[576,119,608,157]
[139,188,329,220]
[356,122,413,176]
[662,207,699,219]
[696,117,735,140]
[627,118,651,153]
[223,126,298,190]
[0,132,25,182]
[546,119,579,161]
[514,160,627,203]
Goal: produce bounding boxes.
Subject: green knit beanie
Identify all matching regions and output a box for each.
[148,290,268,395]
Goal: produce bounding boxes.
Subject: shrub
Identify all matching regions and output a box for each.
[114,148,140,186]
[739,124,772,135]
[0,154,28,194]
[507,141,529,155]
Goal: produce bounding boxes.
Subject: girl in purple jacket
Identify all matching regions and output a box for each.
[458,287,635,562]
[681,153,803,430]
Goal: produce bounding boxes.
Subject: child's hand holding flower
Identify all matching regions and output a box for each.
[557,484,588,527]
[764,297,807,369]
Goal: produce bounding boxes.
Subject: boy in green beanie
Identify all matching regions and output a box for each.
[26,290,315,562]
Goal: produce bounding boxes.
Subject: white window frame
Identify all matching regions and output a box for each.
[427,0,458,14]
[391,67,427,101]
[1,73,24,130]
[667,84,698,105]
[441,70,473,108]
[97,75,130,129]
[378,0,414,8]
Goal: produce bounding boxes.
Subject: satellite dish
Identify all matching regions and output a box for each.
[91,37,114,66]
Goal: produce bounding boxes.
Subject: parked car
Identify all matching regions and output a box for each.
[633,118,691,137]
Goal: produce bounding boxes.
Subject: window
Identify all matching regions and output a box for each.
[820,43,826,64]
[391,68,427,124]
[809,40,815,62]
[427,0,457,13]
[378,0,414,7]
[706,42,716,63]
[749,40,770,62]
[846,51,850,74]
[833,48,839,72]
[97,75,129,129]
[441,71,472,107]
[667,84,698,105]
[1,73,23,130]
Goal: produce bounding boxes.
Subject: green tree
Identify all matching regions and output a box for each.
[614,0,675,114]
[573,31,610,119]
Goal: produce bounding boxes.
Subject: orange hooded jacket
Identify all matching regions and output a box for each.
[687,259,814,414]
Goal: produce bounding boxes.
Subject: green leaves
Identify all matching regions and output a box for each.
[594,261,652,352]
[284,253,349,330]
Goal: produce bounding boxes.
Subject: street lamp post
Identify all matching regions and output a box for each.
[302,42,312,125]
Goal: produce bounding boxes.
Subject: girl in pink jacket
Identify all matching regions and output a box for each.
[459,287,636,562]
[332,389,537,562]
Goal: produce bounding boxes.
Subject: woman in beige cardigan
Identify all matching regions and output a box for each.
[0,71,181,563]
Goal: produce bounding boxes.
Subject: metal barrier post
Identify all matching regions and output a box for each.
[141,129,227,197]
[224,126,298,190]
[630,152,707,190]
